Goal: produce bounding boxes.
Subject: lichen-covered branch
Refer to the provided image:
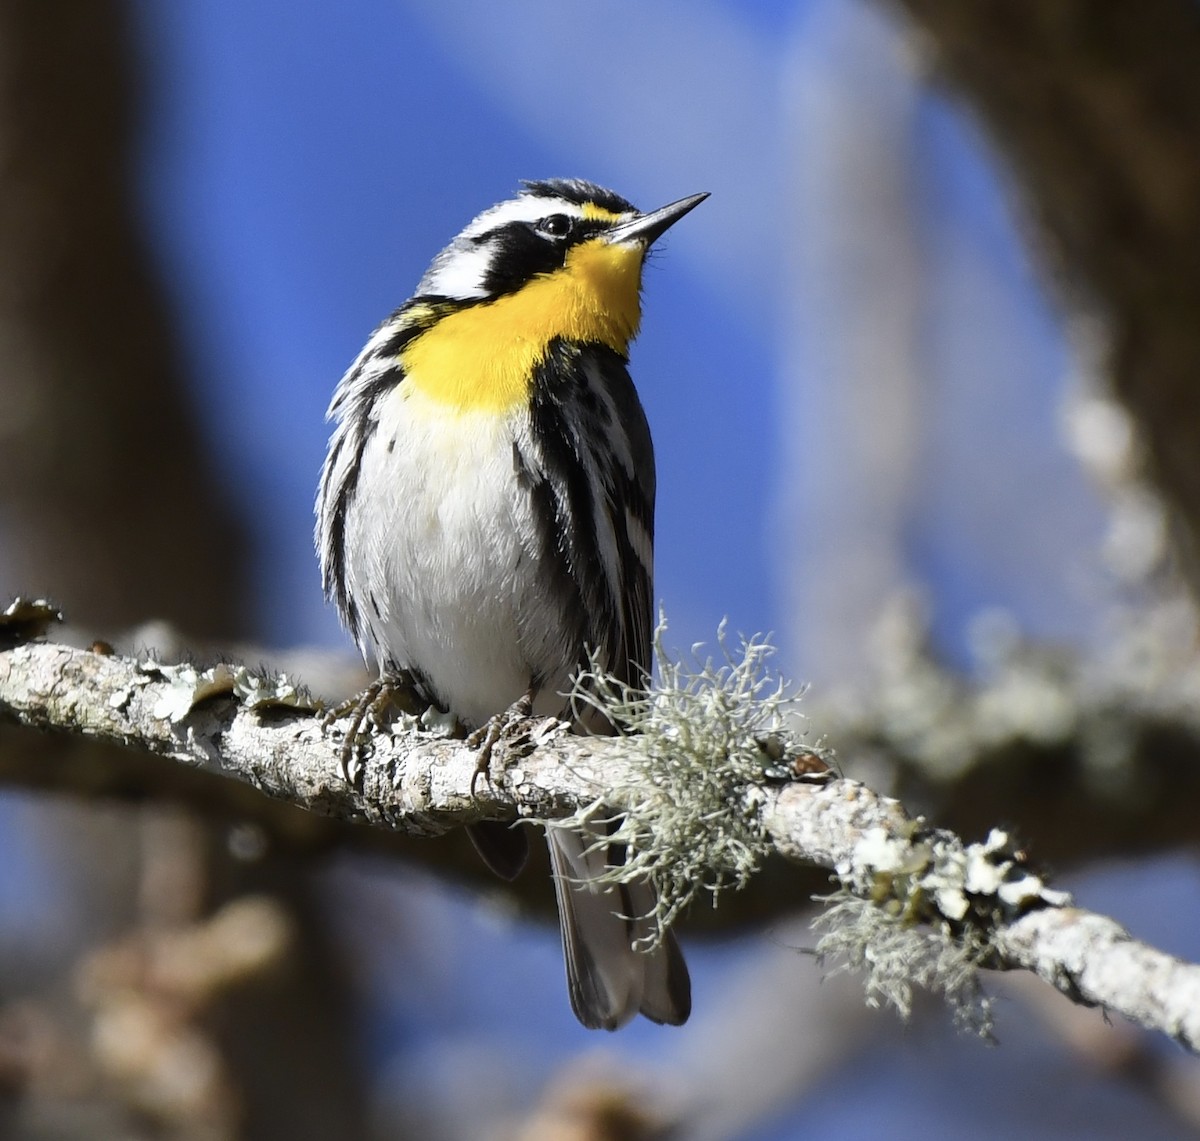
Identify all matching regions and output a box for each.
[1,627,1197,1051]
[809,592,1200,866]
[994,908,1200,1048]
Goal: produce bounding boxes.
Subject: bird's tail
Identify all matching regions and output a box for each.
[546,824,691,1030]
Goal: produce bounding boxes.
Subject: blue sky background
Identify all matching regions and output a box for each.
[49,0,1192,1134]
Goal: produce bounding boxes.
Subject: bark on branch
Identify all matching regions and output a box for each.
[1,636,1197,1052]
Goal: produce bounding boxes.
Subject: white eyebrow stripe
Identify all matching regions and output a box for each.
[460,196,588,239]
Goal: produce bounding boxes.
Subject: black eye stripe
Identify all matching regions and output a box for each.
[472,213,613,247]
[468,215,615,298]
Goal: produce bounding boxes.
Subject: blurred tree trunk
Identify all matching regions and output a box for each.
[886,0,1200,585]
[0,1,245,634]
[0,2,368,1137]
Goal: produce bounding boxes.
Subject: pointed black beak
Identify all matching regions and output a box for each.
[604,191,709,247]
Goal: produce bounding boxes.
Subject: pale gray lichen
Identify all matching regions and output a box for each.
[816,825,1071,1036]
[232,668,316,711]
[142,660,317,722]
[143,661,238,723]
[812,891,996,1037]
[553,616,820,943]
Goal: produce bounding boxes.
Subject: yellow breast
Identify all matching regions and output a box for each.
[401,238,645,412]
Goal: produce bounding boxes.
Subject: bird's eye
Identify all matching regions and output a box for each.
[537,214,573,238]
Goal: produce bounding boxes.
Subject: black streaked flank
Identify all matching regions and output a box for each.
[343,594,360,645]
[530,342,612,657]
[318,434,352,610]
[593,344,654,488]
[320,378,387,633]
[318,330,413,645]
[528,339,654,689]
[527,475,587,667]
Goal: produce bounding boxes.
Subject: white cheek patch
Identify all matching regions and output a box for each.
[418,242,495,300]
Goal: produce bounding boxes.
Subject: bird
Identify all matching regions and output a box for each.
[316,178,706,1029]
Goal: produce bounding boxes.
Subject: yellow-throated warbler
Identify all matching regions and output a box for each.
[316,179,706,1029]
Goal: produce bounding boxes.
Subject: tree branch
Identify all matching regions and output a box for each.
[2,631,1197,1050]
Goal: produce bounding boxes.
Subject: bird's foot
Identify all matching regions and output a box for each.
[466,688,541,797]
[324,671,424,784]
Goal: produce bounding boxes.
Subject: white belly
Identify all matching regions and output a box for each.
[341,384,575,727]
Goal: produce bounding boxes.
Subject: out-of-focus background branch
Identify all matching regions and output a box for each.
[0,2,243,633]
[2,1,1200,1138]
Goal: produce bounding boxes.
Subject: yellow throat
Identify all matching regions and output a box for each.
[401,238,645,412]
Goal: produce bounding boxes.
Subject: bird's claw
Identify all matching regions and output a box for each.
[467,690,537,797]
[325,673,423,785]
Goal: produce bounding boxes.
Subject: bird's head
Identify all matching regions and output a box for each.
[416,180,707,343]
[398,180,707,411]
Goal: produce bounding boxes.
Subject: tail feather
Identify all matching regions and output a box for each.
[625,879,691,1026]
[547,826,690,1030]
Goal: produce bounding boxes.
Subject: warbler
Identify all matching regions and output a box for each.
[316,178,706,1030]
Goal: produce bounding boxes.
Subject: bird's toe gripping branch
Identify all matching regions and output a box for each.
[466,685,552,797]
[325,672,426,784]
